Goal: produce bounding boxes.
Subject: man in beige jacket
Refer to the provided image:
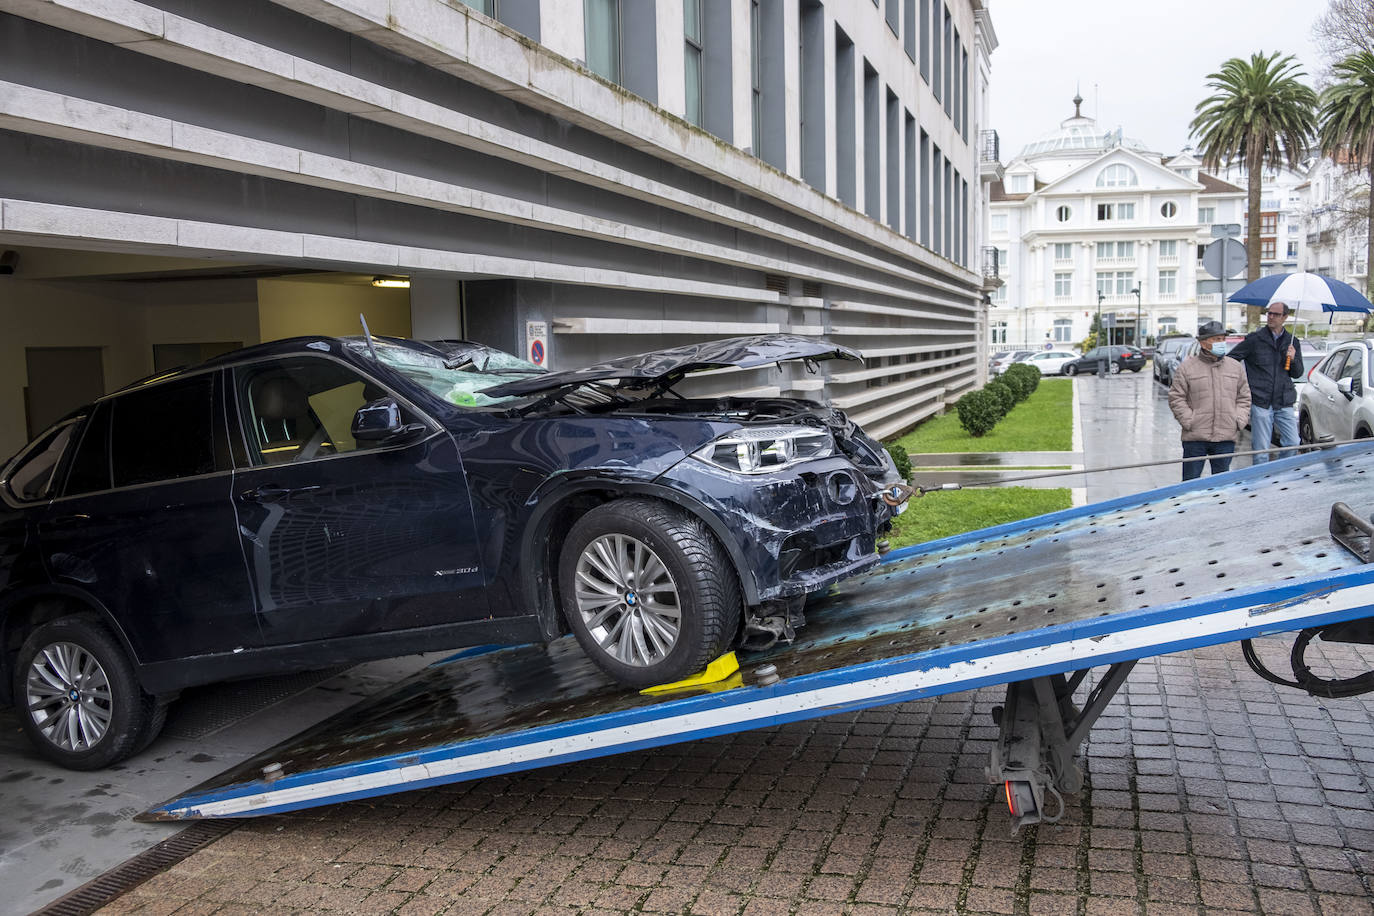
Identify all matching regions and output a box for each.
[1168,321,1252,481]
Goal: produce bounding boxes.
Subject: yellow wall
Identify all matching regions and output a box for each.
[257,278,411,341]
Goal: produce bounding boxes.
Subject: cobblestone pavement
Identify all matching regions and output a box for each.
[97,636,1373,915]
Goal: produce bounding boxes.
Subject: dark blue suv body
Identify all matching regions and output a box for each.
[0,334,902,768]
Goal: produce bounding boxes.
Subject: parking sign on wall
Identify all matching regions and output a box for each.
[526,321,547,367]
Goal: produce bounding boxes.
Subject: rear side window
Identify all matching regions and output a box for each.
[3,421,78,502]
[1319,351,1349,381]
[110,375,219,488]
[63,404,112,496]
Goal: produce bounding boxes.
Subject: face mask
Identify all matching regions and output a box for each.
[1210,342,1230,357]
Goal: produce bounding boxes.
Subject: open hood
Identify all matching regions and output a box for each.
[480,335,863,398]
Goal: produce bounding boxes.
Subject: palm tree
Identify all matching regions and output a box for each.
[1191,52,1317,324]
[1319,51,1374,307]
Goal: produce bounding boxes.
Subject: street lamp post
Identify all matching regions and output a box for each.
[1130,286,1142,348]
[1096,289,1107,377]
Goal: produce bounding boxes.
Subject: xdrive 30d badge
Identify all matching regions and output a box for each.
[0,333,906,768]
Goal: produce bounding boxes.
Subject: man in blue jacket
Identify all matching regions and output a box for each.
[1227,302,1305,463]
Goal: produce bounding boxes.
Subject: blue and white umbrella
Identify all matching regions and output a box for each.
[1227,271,1372,318]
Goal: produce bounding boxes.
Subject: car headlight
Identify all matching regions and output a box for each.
[692,426,834,474]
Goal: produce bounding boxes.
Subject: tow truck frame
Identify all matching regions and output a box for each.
[145,444,1374,829]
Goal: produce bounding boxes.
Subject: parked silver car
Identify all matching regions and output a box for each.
[1297,338,1374,444]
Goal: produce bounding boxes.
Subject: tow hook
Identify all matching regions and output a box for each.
[882,483,917,507]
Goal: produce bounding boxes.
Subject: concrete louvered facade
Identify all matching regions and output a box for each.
[0,0,996,453]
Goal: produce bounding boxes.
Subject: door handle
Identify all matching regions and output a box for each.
[239,485,321,502]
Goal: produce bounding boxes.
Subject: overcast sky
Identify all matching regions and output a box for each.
[986,0,1329,162]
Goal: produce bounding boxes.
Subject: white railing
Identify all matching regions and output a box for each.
[1197,293,1221,305]
[1158,255,1179,266]
[1156,291,1177,302]
[1095,256,1137,267]
[1053,257,1074,267]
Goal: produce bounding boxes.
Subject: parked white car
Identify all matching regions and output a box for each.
[990,349,1034,374]
[1297,339,1374,444]
[1013,349,1079,376]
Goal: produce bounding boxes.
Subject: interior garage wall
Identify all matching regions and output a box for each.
[0,276,259,457]
[256,278,411,342]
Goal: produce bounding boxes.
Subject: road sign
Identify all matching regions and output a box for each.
[526,320,547,366]
[1202,238,1247,280]
[1210,223,1242,238]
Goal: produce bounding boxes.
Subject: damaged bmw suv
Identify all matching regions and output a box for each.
[0,333,905,768]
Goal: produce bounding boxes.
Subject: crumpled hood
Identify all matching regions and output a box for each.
[479,334,863,398]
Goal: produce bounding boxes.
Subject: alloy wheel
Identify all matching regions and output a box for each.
[25,641,113,752]
[573,533,682,667]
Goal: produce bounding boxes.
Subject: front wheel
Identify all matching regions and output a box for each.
[1065,364,1078,376]
[559,499,741,689]
[1299,412,1314,445]
[14,616,162,770]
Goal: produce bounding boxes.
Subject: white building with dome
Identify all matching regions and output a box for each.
[987,98,1245,351]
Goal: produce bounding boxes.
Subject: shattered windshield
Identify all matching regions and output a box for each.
[348,338,546,408]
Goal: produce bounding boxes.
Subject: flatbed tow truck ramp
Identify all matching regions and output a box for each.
[145,444,1374,829]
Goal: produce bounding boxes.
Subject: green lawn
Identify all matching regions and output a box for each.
[887,487,1072,552]
[881,378,1076,549]
[889,378,1073,453]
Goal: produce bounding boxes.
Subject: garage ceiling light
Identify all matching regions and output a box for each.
[371,276,410,288]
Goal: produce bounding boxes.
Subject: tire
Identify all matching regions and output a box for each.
[559,498,741,689]
[1299,412,1314,446]
[1108,361,1121,375]
[14,616,161,770]
[1064,364,1078,376]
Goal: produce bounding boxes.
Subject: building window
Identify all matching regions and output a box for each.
[458,0,494,13]
[750,0,761,154]
[1096,164,1138,187]
[1097,271,1135,296]
[1096,241,1133,259]
[991,284,1007,303]
[1158,316,1177,335]
[1159,239,1178,258]
[1160,201,1177,218]
[997,247,1009,270]
[1053,318,1073,342]
[1287,240,1298,258]
[1158,270,1177,295]
[1199,206,1215,223]
[1009,174,1030,194]
[991,214,1008,234]
[1097,202,1135,221]
[1260,213,1278,234]
[584,0,621,83]
[1261,238,1276,259]
[991,321,1007,344]
[1054,242,1073,262]
[1054,272,1072,297]
[684,0,702,125]
[1056,205,1071,222]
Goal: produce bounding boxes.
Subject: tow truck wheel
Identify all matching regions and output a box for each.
[559,499,741,689]
[14,616,161,770]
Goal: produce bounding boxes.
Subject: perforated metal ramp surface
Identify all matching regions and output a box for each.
[145,444,1374,821]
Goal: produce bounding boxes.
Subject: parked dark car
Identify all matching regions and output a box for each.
[1063,345,1146,375]
[1152,335,1195,386]
[0,334,904,768]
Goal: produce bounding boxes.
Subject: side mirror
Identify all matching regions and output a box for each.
[1335,377,1356,399]
[352,397,427,444]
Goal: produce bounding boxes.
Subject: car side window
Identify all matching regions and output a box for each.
[1319,351,1349,381]
[1337,348,1363,391]
[110,375,220,488]
[236,357,410,466]
[3,421,78,502]
[63,403,113,496]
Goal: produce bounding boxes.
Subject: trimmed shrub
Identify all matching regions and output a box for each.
[984,379,1015,416]
[998,369,1029,402]
[884,442,912,480]
[955,389,1000,437]
[1004,363,1039,398]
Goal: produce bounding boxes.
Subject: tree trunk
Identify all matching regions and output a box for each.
[1246,143,1263,330]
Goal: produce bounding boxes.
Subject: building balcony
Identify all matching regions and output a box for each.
[1054,294,1073,303]
[1156,291,1177,302]
[978,130,1004,182]
[1197,293,1222,305]
[1098,293,1139,306]
[1158,255,1179,266]
[1095,256,1137,267]
[1053,257,1073,267]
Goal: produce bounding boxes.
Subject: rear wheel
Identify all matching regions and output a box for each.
[1065,364,1078,376]
[1108,361,1121,375]
[14,616,161,770]
[1299,412,1315,445]
[559,499,741,688]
